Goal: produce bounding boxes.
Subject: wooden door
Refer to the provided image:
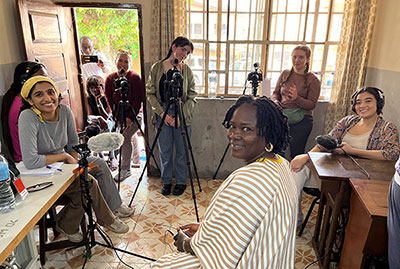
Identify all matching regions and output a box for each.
[17,0,84,129]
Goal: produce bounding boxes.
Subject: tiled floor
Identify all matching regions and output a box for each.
[36,168,320,268]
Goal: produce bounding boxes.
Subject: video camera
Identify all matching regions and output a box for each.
[165,59,184,100]
[247,62,263,84]
[113,69,129,94]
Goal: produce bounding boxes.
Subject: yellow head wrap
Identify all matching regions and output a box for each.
[20,76,60,122]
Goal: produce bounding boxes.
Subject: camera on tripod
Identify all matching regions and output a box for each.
[247,62,263,84]
[165,67,184,100]
[113,69,129,94]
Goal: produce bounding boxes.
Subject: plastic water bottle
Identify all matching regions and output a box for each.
[208,70,218,98]
[139,149,146,170]
[0,162,16,214]
[326,72,335,87]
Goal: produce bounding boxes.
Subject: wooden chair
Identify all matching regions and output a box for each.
[38,197,87,265]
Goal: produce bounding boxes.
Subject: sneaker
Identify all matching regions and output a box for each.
[106,218,129,234]
[55,222,83,243]
[161,184,172,196]
[115,204,135,218]
[114,170,132,182]
[173,184,187,196]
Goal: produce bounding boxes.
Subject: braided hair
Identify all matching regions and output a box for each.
[223,95,290,153]
[280,45,311,87]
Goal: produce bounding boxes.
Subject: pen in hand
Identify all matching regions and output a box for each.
[46,165,63,172]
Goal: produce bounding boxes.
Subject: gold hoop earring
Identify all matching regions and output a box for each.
[265,143,273,153]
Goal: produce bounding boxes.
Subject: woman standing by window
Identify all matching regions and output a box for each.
[146,36,197,196]
[271,46,321,159]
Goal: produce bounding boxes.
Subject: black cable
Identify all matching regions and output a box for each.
[303,251,330,269]
[340,148,370,179]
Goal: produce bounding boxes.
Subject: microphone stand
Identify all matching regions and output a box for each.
[112,70,161,191]
[128,68,202,222]
[72,142,155,268]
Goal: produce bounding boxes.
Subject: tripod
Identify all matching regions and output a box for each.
[128,80,202,222]
[214,81,260,179]
[72,143,155,267]
[112,85,161,191]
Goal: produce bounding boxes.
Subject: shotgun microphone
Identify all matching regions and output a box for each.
[87,132,124,152]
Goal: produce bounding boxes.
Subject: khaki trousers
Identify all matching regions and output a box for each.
[56,174,115,234]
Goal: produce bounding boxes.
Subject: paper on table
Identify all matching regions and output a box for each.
[16,162,64,176]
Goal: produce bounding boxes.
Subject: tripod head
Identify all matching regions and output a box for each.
[247,62,263,96]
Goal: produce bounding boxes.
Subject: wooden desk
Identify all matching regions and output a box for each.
[308,152,394,268]
[0,164,78,264]
[339,178,390,268]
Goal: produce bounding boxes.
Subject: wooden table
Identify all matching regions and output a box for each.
[0,164,78,264]
[308,152,395,268]
[339,178,390,268]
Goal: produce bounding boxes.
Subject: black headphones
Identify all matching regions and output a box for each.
[20,63,45,85]
[351,87,385,114]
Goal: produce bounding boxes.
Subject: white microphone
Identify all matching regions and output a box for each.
[87,132,124,152]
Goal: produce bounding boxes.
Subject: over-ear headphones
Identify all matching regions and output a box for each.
[351,87,385,114]
[20,63,45,85]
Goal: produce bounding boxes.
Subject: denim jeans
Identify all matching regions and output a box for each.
[155,115,192,185]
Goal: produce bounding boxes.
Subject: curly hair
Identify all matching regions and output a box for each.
[222,95,290,153]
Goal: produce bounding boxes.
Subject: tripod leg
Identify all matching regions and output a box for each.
[176,99,200,222]
[127,106,161,174]
[180,107,202,192]
[114,101,126,192]
[213,142,230,179]
[128,102,172,207]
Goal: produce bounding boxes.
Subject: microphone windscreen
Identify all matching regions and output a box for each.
[119,69,125,75]
[315,135,338,151]
[87,132,124,152]
[172,58,179,65]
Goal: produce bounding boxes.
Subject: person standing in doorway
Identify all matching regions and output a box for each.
[105,50,145,181]
[80,36,110,83]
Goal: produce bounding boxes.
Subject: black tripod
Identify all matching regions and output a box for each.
[214,76,261,179]
[128,72,202,222]
[72,143,155,268]
[112,76,161,191]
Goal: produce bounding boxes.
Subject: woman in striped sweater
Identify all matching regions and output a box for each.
[152,95,298,268]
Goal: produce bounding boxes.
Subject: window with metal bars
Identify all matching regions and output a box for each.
[186,0,344,100]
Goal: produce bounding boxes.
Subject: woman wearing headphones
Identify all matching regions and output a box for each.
[291,87,399,173]
[291,87,400,225]
[1,61,48,162]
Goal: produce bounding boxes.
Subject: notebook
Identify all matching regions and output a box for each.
[16,162,63,177]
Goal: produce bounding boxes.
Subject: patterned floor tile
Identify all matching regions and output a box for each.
[33,163,322,268]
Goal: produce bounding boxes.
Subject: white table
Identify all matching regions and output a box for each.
[0,164,78,264]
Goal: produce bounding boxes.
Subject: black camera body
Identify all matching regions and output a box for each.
[113,69,129,94]
[247,63,263,84]
[165,68,184,100]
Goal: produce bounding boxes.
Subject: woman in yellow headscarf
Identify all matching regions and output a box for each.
[18,76,132,241]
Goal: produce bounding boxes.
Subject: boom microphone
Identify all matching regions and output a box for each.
[87,132,124,152]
